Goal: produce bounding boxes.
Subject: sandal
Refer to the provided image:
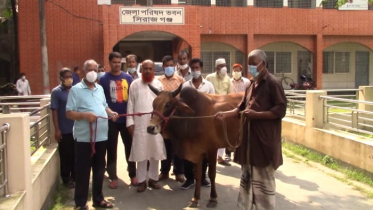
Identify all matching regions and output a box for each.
[137,181,147,193]
[66,180,75,189]
[75,205,88,210]
[148,179,161,190]
[108,180,118,189]
[92,200,113,209]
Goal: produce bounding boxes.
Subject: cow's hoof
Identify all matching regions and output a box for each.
[206,200,218,208]
[187,200,199,208]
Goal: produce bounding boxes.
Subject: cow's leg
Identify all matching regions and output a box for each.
[207,150,218,208]
[188,158,203,208]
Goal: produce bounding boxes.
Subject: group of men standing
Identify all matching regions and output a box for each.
[51,49,285,210]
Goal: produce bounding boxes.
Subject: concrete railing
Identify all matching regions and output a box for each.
[0,98,59,210]
[283,86,373,173]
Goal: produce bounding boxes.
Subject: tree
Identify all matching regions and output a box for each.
[321,0,373,7]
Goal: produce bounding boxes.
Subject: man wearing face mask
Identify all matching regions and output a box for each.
[51,68,75,189]
[97,64,106,82]
[157,55,186,183]
[99,52,136,189]
[177,51,193,81]
[181,58,214,189]
[67,59,118,209]
[16,73,31,96]
[231,64,251,93]
[206,58,233,166]
[214,50,287,210]
[126,54,140,79]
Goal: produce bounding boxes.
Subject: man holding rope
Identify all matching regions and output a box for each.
[67,59,118,210]
[214,50,287,210]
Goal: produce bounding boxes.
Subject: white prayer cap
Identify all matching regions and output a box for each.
[215,58,226,67]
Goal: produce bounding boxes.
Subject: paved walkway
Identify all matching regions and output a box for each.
[66,142,372,210]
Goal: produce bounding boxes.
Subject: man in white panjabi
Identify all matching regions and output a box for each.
[126,60,166,193]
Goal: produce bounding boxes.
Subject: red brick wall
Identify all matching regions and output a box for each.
[18,3,373,94]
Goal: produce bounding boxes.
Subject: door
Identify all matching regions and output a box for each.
[355,51,370,88]
[297,51,312,84]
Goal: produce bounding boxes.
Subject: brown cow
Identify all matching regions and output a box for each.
[147,84,244,208]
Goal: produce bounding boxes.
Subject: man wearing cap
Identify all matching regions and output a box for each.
[206,58,233,166]
[231,63,251,93]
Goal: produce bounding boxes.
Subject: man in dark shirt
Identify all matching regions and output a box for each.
[214,49,287,210]
[72,66,80,86]
[51,67,75,188]
[99,52,136,189]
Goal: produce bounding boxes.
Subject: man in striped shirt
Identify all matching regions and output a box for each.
[231,63,251,93]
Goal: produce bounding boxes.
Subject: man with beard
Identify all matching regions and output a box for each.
[126,60,166,193]
[99,52,136,189]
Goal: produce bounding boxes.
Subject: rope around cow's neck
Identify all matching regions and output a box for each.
[88,111,245,156]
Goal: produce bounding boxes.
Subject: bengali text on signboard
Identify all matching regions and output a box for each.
[339,0,368,10]
[120,7,184,25]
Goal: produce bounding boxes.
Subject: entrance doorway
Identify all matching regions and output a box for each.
[355,51,370,88]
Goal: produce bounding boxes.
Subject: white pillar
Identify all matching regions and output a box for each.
[98,0,111,5]
[0,114,32,207]
[248,0,254,6]
[171,0,178,4]
[283,0,288,7]
[316,0,323,7]
[211,0,216,5]
[306,90,327,128]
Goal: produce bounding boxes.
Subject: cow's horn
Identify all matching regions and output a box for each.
[171,84,182,97]
[148,84,160,96]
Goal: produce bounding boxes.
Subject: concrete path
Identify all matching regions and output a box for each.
[69,142,372,210]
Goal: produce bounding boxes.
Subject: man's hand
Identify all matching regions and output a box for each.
[84,113,98,123]
[127,125,134,136]
[214,112,227,121]
[243,110,259,119]
[110,112,119,122]
[55,129,62,142]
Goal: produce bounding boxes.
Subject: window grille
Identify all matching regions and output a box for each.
[369,3,373,10]
[323,52,334,74]
[235,51,245,68]
[288,0,313,8]
[216,0,247,7]
[264,51,291,74]
[255,0,283,8]
[201,52,231,73]
[112,0,171,5]
[322,0,337,9]
[335,52,350,73]
[179,0,211,6]
[276,52,292,73]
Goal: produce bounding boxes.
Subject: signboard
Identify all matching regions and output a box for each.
[120,7,184,25]
[339,0,368,10]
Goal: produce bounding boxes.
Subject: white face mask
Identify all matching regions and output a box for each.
[232,71,242,80]
[192,71,201,79]
[178,63,188,70]
[86,71,97,83]
[219,67,227,76]
[128,67,136,74]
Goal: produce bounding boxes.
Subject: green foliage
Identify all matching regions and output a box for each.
[321,0,373,7]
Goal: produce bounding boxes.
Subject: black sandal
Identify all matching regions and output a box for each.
[75,205,88,210]
[92,200,113,209]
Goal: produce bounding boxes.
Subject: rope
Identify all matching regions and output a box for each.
[88,111,245,156]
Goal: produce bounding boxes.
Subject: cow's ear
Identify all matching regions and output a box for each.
[177,101,195,114]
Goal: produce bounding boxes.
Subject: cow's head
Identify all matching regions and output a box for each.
[147,84,195,136]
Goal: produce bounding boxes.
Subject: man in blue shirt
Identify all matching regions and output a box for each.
[51,67,75,188]
[67,59,118,210]
[72,66,80,86]
[99,52,136,189]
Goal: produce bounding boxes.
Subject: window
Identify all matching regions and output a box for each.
[264,51,292,74]
[255,0,283,8]
[369,3,373,10]
[235,51,245,68]
[112,0,171,5]
[322,0,337,9]
[201,52,231,73]
[288,0,313,8]
[179,0,211,6]
[323,52,350,74]
[216,0,247,7]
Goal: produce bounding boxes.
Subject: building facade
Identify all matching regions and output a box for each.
[18,0,373,94]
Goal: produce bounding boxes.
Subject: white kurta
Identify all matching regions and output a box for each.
[127,78,166,162]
